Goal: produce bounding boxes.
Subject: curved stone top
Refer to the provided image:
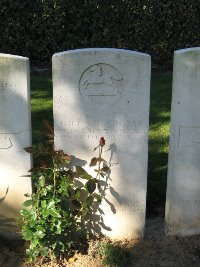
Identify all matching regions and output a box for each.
[0,53,28,60]
[175,47,200,54]
[53,48,150,59]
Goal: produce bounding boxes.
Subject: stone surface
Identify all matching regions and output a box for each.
[165,48,200,236]
[0,54,32,219]
[53,48,151,239]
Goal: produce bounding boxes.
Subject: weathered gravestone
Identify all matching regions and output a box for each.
[0,54,32,220]
[166,48,200,236]
[53,48,151,239]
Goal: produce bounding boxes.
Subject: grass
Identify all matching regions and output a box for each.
[30,73,53,144]
[147,71,172,215]
[30,71,173,216]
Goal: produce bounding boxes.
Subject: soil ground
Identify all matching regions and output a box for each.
[1,217,200,267]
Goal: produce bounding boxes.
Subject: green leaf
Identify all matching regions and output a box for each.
[76,166,92,180]
[34,230,46,239]
[23,199,32,207]
[55,225,62,234]
[41,200,46,208]
[58,241,65,252]
[86,195,94,206]
[40,188,47,196]
[47,200,55,209]
[40,247,48,256]
[48,209,61,218]
[86,179,96,194]
[20,209,30,216]
[23,229,33,240]
[38,175,45,187]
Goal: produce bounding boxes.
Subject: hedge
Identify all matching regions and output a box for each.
[0,0,200,66]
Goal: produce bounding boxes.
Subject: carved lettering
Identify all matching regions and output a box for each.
[0,80,17,93]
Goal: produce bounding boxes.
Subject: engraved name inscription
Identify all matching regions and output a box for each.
[0,81,17,93]
[58,116,148,144]
[170,199,200,206]
[79,63,124,108]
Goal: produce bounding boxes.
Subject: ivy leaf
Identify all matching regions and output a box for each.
[34,230,46,239]
[48,209,61,218]
[23,229,33,240]
[47,200,55,209]
[76,166,92,180]
[86,179,96,194]
[55,225,62,235]
[20,209,30,216]
[23,199,32,207]
[41,200,47,208]
[38,175,45,187]
[40,248,48,256]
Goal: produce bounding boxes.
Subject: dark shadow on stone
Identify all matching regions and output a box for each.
[110,186,121,204]
[69,155,87,168]
[69,156,115,237]
[0,186,9,204]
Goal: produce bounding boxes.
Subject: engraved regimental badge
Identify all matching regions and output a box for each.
[79,63,124,108]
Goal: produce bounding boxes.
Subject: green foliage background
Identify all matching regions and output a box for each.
[0,0,200,65]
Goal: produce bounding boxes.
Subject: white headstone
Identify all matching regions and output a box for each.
[166,48,200,236]
[53,48,151,239]
[0,54,32,218]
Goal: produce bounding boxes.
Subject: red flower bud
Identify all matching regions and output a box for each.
[99,137,106,147]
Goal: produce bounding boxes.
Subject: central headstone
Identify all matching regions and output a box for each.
[53,48,151,239]
[0,54,32,219]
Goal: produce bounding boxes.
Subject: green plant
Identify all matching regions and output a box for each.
[98,241,132,267]
[19,122,110,262]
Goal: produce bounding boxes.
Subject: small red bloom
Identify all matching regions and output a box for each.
[99,137,106,147]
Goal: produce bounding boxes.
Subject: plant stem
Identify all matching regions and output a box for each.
[97,145,103,180]
[52,156,56,196]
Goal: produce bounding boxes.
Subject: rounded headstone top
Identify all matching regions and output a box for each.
[53,48,150,59]
[0,53,28,60]
[175,47,200,55]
